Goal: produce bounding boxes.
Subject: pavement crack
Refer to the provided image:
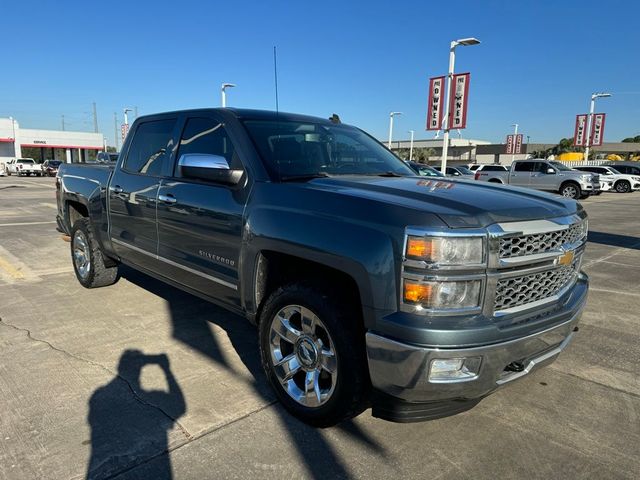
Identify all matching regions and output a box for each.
[0,316,193,443]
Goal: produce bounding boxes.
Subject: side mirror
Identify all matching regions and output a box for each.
[178,153,243,185]
[453,171,460,176]
[546,168,556,174]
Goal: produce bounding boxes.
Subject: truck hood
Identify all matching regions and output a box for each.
[302,176,580,228]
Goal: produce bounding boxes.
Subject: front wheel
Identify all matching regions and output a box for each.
[259,283,369,427]
[71,218,119,288]
[615,180,631,193]
[560,182,581,199]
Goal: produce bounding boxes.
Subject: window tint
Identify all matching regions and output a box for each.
[514,162,535,172]
[124,119,176,175]
[177,117,243,173]
[484,165,506,171]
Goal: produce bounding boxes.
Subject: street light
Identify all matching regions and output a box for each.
[408,130,415,160]
[221,83,236,108]
[388,112,402,149]
[440,37,481,172]
[511,123,519,163]
[584,92,611,162]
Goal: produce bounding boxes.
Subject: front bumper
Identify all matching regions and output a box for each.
[367,274,587,422]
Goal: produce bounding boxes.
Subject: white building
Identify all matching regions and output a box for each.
[0,117,105,166]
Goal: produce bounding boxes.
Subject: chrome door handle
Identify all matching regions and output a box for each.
[158,194,177,204]
[111,185,123,194]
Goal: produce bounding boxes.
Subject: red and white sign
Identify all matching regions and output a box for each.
[448,72,470,129]
[426,76,445,130]
[573,114,588,146]
[121,124,129,143]
[505,134,514,154]
[514,133,523,154]
[590,113,606,146]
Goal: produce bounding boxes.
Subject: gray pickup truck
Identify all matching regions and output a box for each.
[474,159,600,199]
[56,108,589,426]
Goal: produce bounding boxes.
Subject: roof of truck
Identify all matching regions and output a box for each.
[137,108,338,126]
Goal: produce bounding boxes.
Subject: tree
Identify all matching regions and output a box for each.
[622,135,640,143]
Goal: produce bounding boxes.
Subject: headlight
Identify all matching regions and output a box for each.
[406,236,484,265]
[403,279,482,309]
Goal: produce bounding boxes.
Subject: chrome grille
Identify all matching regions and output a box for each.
[499,223,585,258]
[494,264,577,311]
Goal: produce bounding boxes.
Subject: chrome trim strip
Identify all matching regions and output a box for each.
[112,238,238,290]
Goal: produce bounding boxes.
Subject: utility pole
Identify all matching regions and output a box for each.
[61,115,65,131]
[114,112,119,151]
[409,130,415,161]
[92,102,98,133]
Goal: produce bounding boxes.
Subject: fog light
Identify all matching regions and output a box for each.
[429,357,481,382]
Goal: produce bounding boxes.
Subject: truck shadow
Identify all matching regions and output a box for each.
[588,231,640,250]
[117,265,386,479]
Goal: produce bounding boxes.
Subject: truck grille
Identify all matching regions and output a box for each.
[494,264,577,311]
[499,223,585,258]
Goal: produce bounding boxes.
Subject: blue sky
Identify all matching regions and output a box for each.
[2,0,638,146]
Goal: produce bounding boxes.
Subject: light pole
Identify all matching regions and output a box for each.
[388,112,402,149]
[584,92,611,162]
[221,83,236,107]
[9,116,16,158]
[511,123,519,163]
[440,37,480,172]
[409,130,415,160]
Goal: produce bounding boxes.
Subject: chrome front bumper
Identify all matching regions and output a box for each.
[366,286,586,404]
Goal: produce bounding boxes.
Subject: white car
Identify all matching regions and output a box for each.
[6,158,43,177]
[574,165,640,193]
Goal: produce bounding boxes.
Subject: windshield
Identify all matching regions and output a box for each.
[243,120,414,179]
[549,161,574,172]
[18,159,34,164]
[456,166,473,175]
[607,167,622,174]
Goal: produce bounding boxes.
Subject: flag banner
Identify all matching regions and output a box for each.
[573,114,588,146]
[426,76,445,130]
[448,73,470,129]
[505,134,514,154]
[590,113,606,146]
[514,133,523,154]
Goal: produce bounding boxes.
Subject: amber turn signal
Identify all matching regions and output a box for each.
[403,281,432,303]
[406,237,432,259]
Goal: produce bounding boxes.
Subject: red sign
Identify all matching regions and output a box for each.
[573,114,588,146]
[448,73,470,129]
[426,76,445,130]
[505,134,514,154]
[514,133,523,154]
[590,113,606,146]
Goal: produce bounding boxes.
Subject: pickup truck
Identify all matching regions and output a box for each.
[474,159,600,199]
[56,108,589,426]
[6,158,43,176]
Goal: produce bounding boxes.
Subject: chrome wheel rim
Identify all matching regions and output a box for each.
[73,231,90,279]
[563,186,577,198]
[616,182,629,193]
[269,305,337,408]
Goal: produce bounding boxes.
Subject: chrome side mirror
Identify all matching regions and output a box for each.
[178,153,243,185]
[546,168,556,174]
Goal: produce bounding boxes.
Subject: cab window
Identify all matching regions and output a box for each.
[514,162,535,172]
[123,119,176,176]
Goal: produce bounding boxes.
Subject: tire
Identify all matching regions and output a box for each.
[6,171,10,176]
[259,282,369,427]
[70,218,119,288]
[488,179,503,184]
[560,182,581,199]
[615,180,631,193]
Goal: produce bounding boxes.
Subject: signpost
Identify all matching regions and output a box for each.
[573,114,588,146]
[426,76,445,130]
[448,73,470,130]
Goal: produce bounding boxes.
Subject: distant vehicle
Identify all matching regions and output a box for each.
[433,165,474,177]
[405,161,445,177]
[0,162,6,176]
[468,164,506,172]
[573,165,640,193]
[95,152,119,163]
[6,158,42,177]
[42,160,63,177]
[603,162,640,176]
[474,159,600,199]
[472,164,509,181]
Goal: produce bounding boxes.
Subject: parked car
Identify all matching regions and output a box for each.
[472,164,509,181]
[57,108,588,427]
[467,164,507,172]
[474,159,599,199]
[603,162,640,176]
[42,160,63,177]
[0,162,6,176]
[405,161,445,177]
[433,165,475,177]
[6,158,42,176]
[573,165,640,193]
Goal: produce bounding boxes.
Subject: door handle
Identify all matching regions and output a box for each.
[111,185,123,194]
[158,194,177,204]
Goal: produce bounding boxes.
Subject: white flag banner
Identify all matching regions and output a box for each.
[505,134,514,154]
[426,76,445,130]
[590,113,606,146]
[573,114,588,146]
[448,73,470,129]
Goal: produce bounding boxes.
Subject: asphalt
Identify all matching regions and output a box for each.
[0,175,638,480]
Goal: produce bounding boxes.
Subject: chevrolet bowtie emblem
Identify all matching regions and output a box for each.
[557,250,575,266]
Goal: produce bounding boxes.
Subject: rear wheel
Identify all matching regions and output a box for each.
[259,283,369,427]
[71,218,119,288]
[560,182,581,199]
[615,180,631,193]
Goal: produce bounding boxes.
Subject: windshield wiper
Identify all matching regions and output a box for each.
[280,172,331,182]
[371,171,404,177]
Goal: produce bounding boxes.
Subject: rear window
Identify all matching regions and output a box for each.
[18,159,35,164]
[483,165,507,171]
[514,162,535,172]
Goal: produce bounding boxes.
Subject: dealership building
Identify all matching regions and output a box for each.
[0,117,105,166]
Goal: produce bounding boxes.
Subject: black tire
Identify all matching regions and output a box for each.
[259,282,369,427]
[6,171,10,176]
[560,182,581,199]
[615,180,631,193]
[488,179,503,184]
[70,218,119,288]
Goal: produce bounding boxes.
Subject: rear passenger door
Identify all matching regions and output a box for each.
[156,115,249,307]
[509,161,534,187]
[109,117,178,271]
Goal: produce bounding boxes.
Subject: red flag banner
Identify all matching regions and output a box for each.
[449,73,470,129]
[573,114,588,146]
[590,113,606,146]
[505,134,514,154]
[426,76,445,130]
[514,134,523,154]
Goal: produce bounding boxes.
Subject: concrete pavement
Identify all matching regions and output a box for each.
[0,175,638,480]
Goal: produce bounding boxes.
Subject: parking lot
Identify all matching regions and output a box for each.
[0,174,638,480]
